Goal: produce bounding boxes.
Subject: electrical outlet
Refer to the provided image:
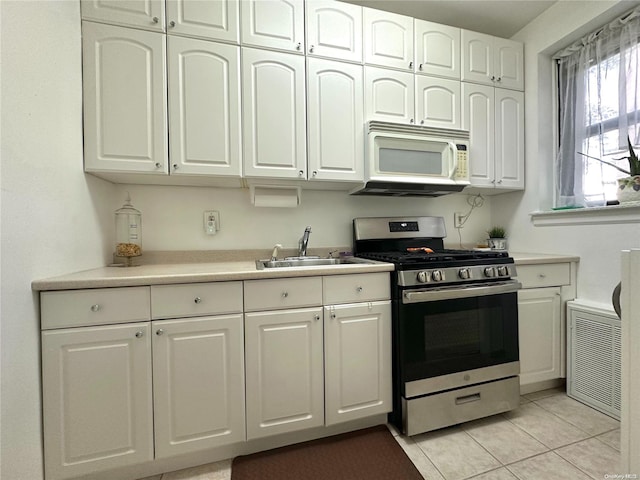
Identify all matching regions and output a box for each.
[454,212,465,228]
[204,210,220,235]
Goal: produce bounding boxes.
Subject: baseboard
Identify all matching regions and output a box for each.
[520,378,565,395]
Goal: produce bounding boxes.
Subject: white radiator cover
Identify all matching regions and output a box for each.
[567,300,620,419]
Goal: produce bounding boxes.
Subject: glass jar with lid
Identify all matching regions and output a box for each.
[115,193,142,266]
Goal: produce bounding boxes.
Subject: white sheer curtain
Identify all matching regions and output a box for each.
[554,6,640,207]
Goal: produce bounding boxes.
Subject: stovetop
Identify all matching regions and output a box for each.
[358,249,508,264]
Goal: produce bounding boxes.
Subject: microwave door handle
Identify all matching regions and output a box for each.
[447,142,458,178]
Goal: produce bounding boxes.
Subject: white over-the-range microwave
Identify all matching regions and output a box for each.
[350,121,470,197]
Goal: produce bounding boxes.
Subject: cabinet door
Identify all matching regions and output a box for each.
[241,0,304,53]
[83,22,168,174]
[168,37,241,177]
[245,307,324,439]
[166,0,239,43]
[306,0,362,62]
[152,315,245,457]
[324,301,392,426]
[415,76,461,129]
[495,88,524,190]
[363,7,414,71]
[364,66,414,124]
[461,30,494,86]
[414,19,460,79]
[517,288,562,386]
[307,58,364,182]
[494,37,524,91]
[462,82,495,187]
[81,0,164,31]
[242,48,307,179]
[42,324,153,480]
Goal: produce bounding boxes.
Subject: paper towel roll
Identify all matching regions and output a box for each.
[250,185,301,208]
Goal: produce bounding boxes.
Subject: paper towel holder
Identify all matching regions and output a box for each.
[249,185,301,208]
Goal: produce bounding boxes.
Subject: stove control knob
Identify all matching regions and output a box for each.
[484,267,496,278]
[432,270,443,282]
[497,266,508,276]
[417,271,431,283]
[458,268,470,279]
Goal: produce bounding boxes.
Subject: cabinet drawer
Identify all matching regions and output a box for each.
[244,277,322,311]
[41,287,151,329]
[323,273,390,304]
[516,263,571,288]
[151,282,243,319]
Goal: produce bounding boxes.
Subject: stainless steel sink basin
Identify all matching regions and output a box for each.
[255,257,351,269]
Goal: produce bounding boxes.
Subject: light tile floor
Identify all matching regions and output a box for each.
[139,388,621,480]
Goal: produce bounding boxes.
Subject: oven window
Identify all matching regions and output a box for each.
[399,292,519,382]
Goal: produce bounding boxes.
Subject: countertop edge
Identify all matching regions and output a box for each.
[32,262,395,292]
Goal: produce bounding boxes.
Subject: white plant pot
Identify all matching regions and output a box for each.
[488,238,507,250]
[617,176,640,203]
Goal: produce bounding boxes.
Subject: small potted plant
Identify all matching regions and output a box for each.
[578,136,640,203]
[487,226,507,250]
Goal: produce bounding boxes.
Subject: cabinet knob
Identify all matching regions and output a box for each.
[309,45,314,53]
[491,75,496,81]
[491,179,496,184]
[419,64,423,71]
[312,170,317,177]
[497,77,502,82]
[409,118,414,124]
[173,164,178,170]
[282,292,289,298]
[538,274,547,278]
[296,42,301,50]
[409,61,413,69]
[497,179,503,184]
[331,312,336,319]
[156,329,164,336]
[90,304,101,312]
[194,297,202,304]
[135,331,144,338]
[169,20,176,28]
[420,120,424,125]
[155,162,162,169]
[356,286,363,292]
[298,170,304,177]
[314,314,320,321]
[152,16,159,23]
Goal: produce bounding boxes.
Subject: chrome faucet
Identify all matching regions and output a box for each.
[298,226,312,257]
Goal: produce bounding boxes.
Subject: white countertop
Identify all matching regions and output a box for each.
[31,260,395,291]
[511,252,580,265]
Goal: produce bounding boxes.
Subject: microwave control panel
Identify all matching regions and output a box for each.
[454,145,469,180]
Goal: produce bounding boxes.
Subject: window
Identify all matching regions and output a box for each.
[555,7,640,207]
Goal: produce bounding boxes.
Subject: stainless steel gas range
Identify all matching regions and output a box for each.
[353,216,522,436]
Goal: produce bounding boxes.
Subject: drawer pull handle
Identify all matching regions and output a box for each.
[194,297,202,304]
[455,393,481,405]
[156,329,164,336]
[135,331,144,338]
[90,304,101,312]
[282,292,289,298]
[356,286,363,292]
[538,274,546,278]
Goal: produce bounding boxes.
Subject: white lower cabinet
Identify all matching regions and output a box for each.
[244,307,325,440]
[517,288,562,385]
[324,301,391,426]
[41,323,154,480]
[152,315,245,458]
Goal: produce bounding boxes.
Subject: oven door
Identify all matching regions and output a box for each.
[397,281,520,398]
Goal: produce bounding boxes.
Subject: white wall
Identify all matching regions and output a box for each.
[0,2,115,479]
[492,0,640,305]
[113,184,492,252]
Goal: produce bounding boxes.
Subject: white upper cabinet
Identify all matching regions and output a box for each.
[364,66,414,124]
[168,36,241,177]
[363,7,414,71]
[81,0,165,31]
[463,83,495,187]
[241,0,304,53]
[166,0,240,43]
[307,58,364,182]
[495,88,524,189]
[242,48,307,179]
[82,22,168,174]
[414,19,460,79]
[306,0,362,62]
[415,76,461,129]
[462,30,523,90]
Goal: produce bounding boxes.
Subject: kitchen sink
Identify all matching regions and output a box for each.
[256,257,350,269]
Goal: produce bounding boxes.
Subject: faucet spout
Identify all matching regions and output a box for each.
[298,226,312,257]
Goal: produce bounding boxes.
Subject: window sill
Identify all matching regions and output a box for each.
[531,201,640,226]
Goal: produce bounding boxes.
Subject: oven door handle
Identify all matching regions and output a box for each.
[402,281,522,303]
